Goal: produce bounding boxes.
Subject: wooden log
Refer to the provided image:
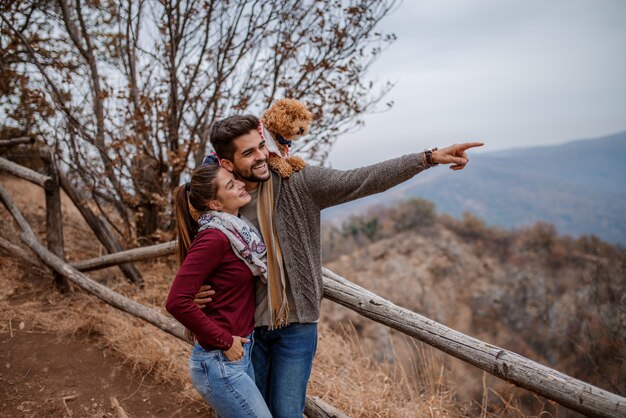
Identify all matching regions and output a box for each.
[0,136,35,147]
[304,396,350,418]
[40,148,68,291]
[0,184,37,235]
[0,156,53,190]
[20,231,185,338]
[72,241,176,272]
[321,268,626,418]
[0,236,44,268]
[110,397,130,418]
[57,171,143,285]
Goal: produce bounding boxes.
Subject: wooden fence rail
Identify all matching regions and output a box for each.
[71,241,176,271]
[321,269,625,418]
[0,155,53,190]
[0,236,43,268]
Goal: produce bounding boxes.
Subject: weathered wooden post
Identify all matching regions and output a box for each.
[40,147,68,292]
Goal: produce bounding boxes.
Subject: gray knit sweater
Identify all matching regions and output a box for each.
[273,152,429,323]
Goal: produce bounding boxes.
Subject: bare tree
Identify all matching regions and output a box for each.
[1,0,397,242]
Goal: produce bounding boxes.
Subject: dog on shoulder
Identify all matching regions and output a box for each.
[260,98,313,178]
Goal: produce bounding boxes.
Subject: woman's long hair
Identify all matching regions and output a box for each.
[173,164,221,265]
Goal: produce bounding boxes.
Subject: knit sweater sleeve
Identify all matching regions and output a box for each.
[300,153,429,210]
[165,230,234,350]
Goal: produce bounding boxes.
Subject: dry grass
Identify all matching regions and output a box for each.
[311,322,459,417]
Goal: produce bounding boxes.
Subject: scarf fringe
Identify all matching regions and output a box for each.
[257,177,291,329]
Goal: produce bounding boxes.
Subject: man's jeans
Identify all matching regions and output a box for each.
[252,322,318,418]
[189,333,271,418]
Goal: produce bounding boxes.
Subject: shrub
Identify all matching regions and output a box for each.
[393,198,436,233]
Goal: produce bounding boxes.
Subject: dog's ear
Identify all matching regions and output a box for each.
[289,100,313,124]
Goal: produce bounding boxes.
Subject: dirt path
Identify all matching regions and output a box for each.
[0,326,211,418]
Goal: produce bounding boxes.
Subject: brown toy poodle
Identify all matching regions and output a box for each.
[260,98,313,178]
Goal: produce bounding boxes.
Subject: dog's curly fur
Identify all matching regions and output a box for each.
[261,98,313,178]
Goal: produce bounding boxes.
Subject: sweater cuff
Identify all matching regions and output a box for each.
[416,152,430,170]
[198,329,234,350]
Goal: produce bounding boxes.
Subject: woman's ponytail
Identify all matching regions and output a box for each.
[174,184,197,265]
[173,164,221,265]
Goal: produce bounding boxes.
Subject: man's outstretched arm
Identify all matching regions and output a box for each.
[303,142,483,210]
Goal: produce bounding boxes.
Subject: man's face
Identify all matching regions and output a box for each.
[223,129,270,186]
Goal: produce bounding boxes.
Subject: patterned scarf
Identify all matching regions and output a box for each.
[197,211,267,281]
[257,178,290,329]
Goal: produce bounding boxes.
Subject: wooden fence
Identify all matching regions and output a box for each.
[1,151,625,418]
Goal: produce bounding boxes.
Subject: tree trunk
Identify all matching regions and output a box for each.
[132,153,163,240]
[58,171,143,285]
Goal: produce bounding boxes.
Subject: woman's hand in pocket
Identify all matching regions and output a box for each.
[224,336,249,361]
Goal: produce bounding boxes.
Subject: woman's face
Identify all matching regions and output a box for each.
[209,167,251,214]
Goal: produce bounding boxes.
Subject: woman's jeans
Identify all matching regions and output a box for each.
[189,334,271,418]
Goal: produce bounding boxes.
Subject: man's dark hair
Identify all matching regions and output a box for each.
[209,114,259,161]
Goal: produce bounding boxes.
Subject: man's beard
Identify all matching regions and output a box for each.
[235,158,271,183]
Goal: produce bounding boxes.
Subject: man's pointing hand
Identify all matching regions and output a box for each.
[432,142,484,170]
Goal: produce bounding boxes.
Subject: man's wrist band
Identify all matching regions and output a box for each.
[423,147,439,167]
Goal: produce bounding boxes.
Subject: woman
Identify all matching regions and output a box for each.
[166,162,271,418]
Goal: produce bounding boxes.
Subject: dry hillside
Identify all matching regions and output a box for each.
[323,209,625,417]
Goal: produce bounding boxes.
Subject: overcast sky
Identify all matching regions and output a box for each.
[327,0,626,169]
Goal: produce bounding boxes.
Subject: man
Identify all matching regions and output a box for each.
[195,114,482,417]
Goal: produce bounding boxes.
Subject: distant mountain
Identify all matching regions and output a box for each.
[322,131,626,245]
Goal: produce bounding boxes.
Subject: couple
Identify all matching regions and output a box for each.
[166,113,482,417]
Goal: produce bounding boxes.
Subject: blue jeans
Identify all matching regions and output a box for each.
[252,323,318,418]
[189,334,271,418]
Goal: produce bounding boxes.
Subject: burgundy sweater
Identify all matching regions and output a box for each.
[165,228,256,351]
